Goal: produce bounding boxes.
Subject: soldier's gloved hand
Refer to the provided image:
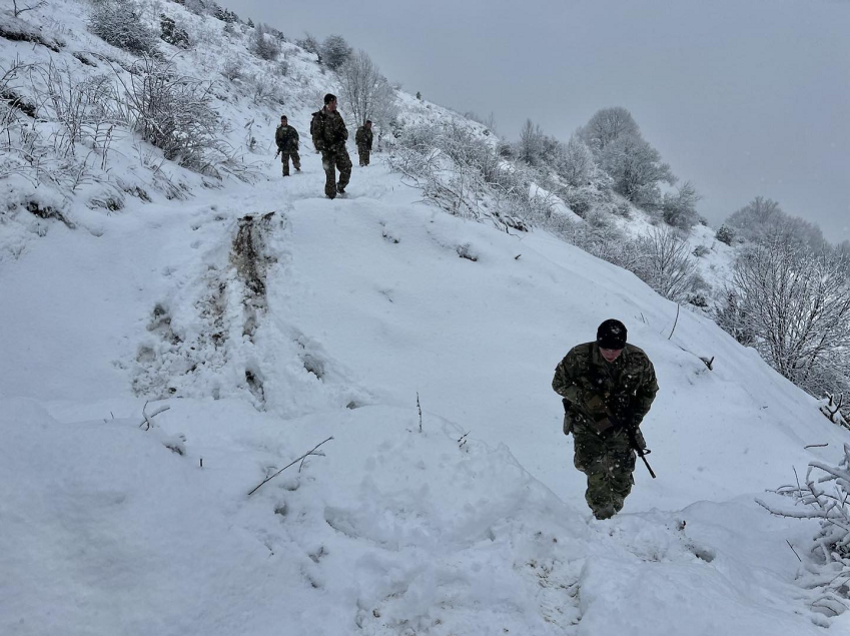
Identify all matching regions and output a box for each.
[633,427,648,452]
[584,393,605,412]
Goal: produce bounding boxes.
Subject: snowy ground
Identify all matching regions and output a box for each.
[3,0,850,632]
[3,152,850,635]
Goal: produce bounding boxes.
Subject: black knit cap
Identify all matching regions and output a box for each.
[597,319,627,350]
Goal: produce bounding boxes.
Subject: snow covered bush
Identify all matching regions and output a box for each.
[159,14,190,49]
[114,56,236,177]
[758,447,850,618]
[555,135,596,188]
[661,181,701,231]
[634,225,699,301]
[715,224,735,245]
[389,121,530,231]
[295,32,321,59]
[731,230,850,398]
[321,34,352,71]
[250,23,280,61]
[220,58,243,81]
[88,0,158,56]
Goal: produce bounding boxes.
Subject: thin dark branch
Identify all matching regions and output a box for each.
[786,539,802,563]
[248,436,333,496]
[668,304,680,340]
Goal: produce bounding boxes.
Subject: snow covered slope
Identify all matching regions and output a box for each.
[3,156,849,634]
[3,2,850,634]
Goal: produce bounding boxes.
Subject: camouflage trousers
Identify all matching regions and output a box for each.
[281,151,301,176]
[571,423,636,519]
[358,146,370,166]
[321,148,352,199]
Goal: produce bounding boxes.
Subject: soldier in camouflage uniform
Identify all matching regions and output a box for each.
[310,93,352,199]
[275,115,301,177]
[552,319,658,520]
[355,120,373,167]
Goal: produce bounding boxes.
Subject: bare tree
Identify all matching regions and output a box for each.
[733,229,850,394]
[336,49,396,128]
[636,225,698,300]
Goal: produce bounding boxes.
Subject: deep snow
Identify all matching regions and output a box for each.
[3,1,850,633]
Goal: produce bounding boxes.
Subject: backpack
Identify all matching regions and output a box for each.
[310,111,324,146]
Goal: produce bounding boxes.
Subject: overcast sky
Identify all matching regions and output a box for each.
[222,0,850,239]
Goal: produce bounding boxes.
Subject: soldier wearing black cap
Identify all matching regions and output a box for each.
[552,319,659,519]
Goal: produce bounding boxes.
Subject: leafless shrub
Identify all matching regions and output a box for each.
[757,448,850,618]
[111,55,236,177]
[731,231,850,397]
[220,58,243,82]
[634,225,699,301]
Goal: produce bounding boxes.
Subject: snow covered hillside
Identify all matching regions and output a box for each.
[3,2,850,635]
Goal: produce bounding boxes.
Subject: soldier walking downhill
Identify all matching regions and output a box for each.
[355,120,373,167]
[275,115,301,177]
[552,319,659,520]
[310,93,352,199]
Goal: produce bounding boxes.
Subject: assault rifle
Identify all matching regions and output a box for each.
[614,416,656,479]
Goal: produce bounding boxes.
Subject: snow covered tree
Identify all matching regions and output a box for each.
[250,23,281,61]
[577,106,640,155]
[336,49,397,128]
[515,119,559,168]
[732,229,850,396]
[598,133,676,209]
[556,135,596,187]
[89,0,158,56]
[321,35,352,71]
[725,197,783,244]
[723,196,822,248]
[661,181,702,231]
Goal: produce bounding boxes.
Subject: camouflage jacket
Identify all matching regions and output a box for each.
[355,126,373,149]
[275,125,299,152]
[552,342,658,432]
[311,108,348,152]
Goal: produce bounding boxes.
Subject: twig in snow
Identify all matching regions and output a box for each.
[668,304,680,340]
[140,401,171,430]
[417,392,423,433]
[247,436,334,496]
[786,539,802,562]
[699,356,715,371]
[804,443,829,450]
